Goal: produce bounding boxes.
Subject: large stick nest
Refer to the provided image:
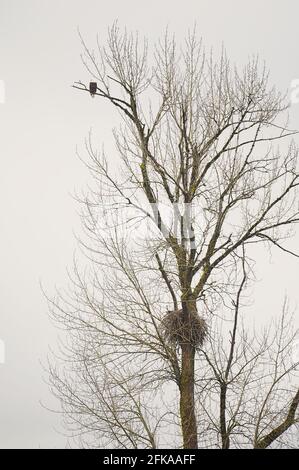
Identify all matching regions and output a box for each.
[160,309,207,348]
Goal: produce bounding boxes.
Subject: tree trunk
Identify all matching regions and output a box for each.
[179,300,198,449]
[180,342,198,448]
[220,383,230,449]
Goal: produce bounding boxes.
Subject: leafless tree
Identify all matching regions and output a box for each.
[47,24,299,449]
[196,259,299,448]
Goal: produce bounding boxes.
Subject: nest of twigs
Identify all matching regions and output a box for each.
[160,309,207,348]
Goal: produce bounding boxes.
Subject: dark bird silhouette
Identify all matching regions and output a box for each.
[89,82,97,98]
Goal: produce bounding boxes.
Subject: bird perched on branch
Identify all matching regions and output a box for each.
[89,82,97,98]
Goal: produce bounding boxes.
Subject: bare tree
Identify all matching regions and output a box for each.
[47,24,299,449]
[196,261,299,448]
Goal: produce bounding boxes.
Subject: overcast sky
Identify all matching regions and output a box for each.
[0,0,299,448]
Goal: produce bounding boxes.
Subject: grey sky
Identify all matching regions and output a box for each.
[0,0,299,448]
